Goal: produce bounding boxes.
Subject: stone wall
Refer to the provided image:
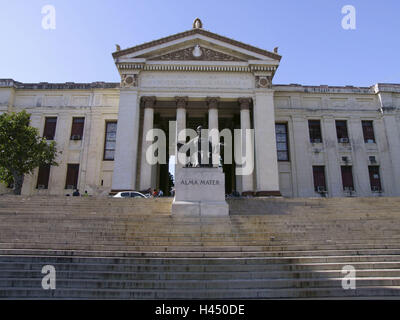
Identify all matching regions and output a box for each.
[0,79,399,198]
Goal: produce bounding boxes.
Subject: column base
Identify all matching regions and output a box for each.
[255,190,282,197]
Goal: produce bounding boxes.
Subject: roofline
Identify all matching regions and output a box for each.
[112,28,282,61]
[0,79,119,90]
[3,79,400,93]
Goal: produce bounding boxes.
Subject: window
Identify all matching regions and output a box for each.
[336,120,349,142]
[43,117,57,140]
[362,121,375,143]
[36,165,50,189]
[70,117,85,140]
[368,166,382,192]
[65,164,79,189]
[341,166,354,191]
[313,166,326,192]
[308,120,322,143]
[104,121,117,160]
[275,123,289,161]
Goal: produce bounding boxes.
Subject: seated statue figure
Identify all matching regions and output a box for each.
[177,125,220,168]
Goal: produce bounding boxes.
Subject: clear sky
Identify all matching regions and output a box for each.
[0,0,399,86]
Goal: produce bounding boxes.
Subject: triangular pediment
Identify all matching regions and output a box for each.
[147,45,246,62]
[113,28,281,64]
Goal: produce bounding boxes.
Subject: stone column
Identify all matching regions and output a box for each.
[207,97,219,131]
[238,98,254,195]
[291,116,314,197]
[374,117,395,196]
[207,97,220,167]
[21,113,43,195]
[50,113,71,195]
[253,90,280,196]
[322,116,342,197]
[175,97,187,168]
[348,117,371,196]
[139,96,156,191]
[382,111,400,195]
[112,89,140,191]
[81,113,103,192]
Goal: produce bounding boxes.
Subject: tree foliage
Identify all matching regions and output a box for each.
[0,111,58,194]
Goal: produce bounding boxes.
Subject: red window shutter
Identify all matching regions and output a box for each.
[71,118,84,138]
[309,120,322,142]
[313,166,326,191]
[65,164,79,189]
[362,121,375,142]
[336,120,348,140]
[341,166,354,190]
[368,166,381,191]
[43,117,57,140]
[36,165,51,189]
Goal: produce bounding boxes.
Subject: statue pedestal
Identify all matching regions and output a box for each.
[172,167,229,216]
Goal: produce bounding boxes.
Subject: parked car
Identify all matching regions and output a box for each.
[113,191,148,198]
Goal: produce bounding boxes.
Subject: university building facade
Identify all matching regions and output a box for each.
[1,20,400,198]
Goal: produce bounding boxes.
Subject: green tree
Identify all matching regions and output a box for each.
[0,111,58,195]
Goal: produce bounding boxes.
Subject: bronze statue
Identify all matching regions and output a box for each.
[177,125,216,167]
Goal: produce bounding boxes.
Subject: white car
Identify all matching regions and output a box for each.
[113,191,148,198]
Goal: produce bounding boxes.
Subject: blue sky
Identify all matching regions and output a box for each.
[0,0,399,86]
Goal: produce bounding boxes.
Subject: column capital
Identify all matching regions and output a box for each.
[348,115,362,122]
[141,96,156,108]
[238,97,252,110]
[321,114,335,121]
[206,97,220,110]
[175,96,188,109]
[292,114,306,122]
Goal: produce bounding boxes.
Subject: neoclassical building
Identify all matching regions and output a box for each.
[1,19,400,198]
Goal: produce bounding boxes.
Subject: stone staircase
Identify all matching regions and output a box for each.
[0,195,400,299]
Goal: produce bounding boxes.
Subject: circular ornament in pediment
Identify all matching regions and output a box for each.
[192,45,203,58]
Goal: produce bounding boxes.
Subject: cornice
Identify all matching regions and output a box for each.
[116,63,277,73]
[373,83,400,94]
[112,28,282,61]
[0,80,119,90]
[3,79,400,95]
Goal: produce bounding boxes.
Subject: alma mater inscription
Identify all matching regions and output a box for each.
[180,179,220,186]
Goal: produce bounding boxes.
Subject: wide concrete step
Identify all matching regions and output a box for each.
[1,268,400,280]
[3,277,400,290]
[1,254,400,265]
[2,286,400,299]
[2,260,400,273]
[3,244,400,257]
[2,247,400,257]
[3,228,400,237]
[1,195,400,299]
